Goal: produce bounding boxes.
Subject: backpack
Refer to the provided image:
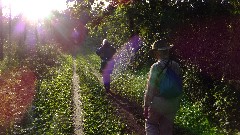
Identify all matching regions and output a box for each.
[158,61,183,98]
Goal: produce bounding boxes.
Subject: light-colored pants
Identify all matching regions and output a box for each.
[145,97,180,135]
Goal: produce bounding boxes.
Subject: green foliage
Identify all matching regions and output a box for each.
[78,0,240,71]
[19,55,74,134]
[175,99,219,135]
[0,41,74,134]
[76,55,126,134]
[0,43,21,73]
[86,5,131,48]
[210,82,240,134]
[1,42,64,78]
[111,70,147,105]
[24,44,63,78]
[182,62,240,134]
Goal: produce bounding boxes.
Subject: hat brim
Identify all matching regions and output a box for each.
[152,44,173,51]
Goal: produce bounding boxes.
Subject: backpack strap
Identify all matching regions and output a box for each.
[158,60,170,76]
[153,60,170,97]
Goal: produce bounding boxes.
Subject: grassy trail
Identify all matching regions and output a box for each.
[72,59,84,135]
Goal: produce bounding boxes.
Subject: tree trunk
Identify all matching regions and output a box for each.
[9,2,11,46]
[0,0,3,60]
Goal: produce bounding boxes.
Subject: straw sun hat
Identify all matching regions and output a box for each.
[151,39,173,51]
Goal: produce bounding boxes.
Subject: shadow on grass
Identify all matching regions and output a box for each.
[106,91,145,135]
[106,91,198,135]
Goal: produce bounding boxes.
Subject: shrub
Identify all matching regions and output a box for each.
[182,62,240,134]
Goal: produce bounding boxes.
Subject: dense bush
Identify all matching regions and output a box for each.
[170,17,240,134]
[182,63,240,134]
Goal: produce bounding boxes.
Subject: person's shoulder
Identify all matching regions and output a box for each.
[110,45,115,49]
[151,61,162,70]
[152,61,159,67]
[97,46,103,50]
[170,60,180,67]
[157,60,169,68]
[169,60,181,75]
[109,45,116,52]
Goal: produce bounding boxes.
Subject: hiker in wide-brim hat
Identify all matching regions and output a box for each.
[151,39,174,51]
[144,38,182,135]
[150,39,174,60]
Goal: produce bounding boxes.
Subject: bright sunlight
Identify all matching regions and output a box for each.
[2,0,67,21]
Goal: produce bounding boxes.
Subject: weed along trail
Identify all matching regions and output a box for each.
[72,59,84,135]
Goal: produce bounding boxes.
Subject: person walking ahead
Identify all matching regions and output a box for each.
[96,39,116,93]
[143,39,182,135]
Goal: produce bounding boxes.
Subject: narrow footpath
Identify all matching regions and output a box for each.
[92,67,145,134]
[72,59,84,135]
[107,91,145,135]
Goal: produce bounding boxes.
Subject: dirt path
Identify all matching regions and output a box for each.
[91,66,145,134]
[72,59,84,135]
[107,91,145,135]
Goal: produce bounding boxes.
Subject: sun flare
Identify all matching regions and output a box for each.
[2,0,67,21]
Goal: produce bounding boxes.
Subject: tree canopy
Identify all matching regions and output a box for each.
[69,0,240,80]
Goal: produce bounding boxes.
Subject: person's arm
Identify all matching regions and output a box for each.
[96,47,100,55]
[143,64,159,118]
[96,47,106,59]
[96,47,102,55]
[108,46,116,60]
